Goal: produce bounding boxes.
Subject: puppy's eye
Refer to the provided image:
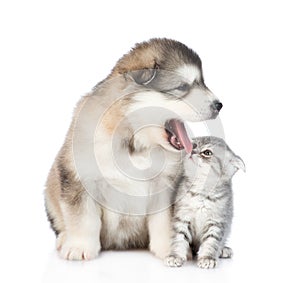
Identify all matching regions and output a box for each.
[201,149,213,158]
[176,83,190,92]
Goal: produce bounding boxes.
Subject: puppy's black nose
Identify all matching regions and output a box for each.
[213,101,223,111]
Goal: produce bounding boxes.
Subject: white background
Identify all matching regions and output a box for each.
[1,1,300,282]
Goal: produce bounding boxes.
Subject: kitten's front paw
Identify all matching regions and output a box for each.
[220,246,233,258]
[56,232,100,261]
[164,255,185,267]
[197,257,217,269]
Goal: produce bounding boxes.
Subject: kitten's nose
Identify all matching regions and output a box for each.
[213,101,223,112]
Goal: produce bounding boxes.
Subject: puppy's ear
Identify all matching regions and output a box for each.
[125,63,159,85]
[231,155,246,172]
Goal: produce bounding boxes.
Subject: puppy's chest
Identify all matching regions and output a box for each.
[95,141,181,185]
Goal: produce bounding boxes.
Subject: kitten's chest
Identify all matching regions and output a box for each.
[186,192,215,213]
[188,194,218,230]
[188,192,229,235]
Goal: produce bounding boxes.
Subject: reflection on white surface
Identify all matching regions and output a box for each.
[42,250,234,283]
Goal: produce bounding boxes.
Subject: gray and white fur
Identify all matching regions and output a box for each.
[165,136,245,268]
[44,39,223,261]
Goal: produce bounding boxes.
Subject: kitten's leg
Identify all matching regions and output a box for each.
[57,194,101,260]
[197,223,225,268]
[148,209,172,259]
[219,246,233,258]
[165,219,191,267]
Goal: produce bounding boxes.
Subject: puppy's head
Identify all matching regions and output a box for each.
[110,39,223,153]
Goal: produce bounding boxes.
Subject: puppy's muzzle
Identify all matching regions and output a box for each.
[212,100,223,112]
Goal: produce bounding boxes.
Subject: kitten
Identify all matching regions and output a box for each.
[165,136,245,268]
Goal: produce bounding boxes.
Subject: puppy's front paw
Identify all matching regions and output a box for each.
[197,257,217,269]
[56,232,100,261]
[220,246,233,258]
[164,255,185,267]
[149,240,170,260]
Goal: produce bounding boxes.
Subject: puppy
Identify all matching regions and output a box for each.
[44,38,223,260]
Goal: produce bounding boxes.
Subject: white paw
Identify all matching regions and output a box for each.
[164,255,185,267]
[220,246,233,258]
[56,233,100,260]
[197,257,217,269]
[149,240,170,260]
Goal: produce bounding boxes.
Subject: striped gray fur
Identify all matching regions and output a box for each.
[165,136,245,268]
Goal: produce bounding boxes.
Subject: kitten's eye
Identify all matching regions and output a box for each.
[201,149,213,158]
[176,83,190,92]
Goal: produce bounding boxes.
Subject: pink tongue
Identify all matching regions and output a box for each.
[170,120,193,154]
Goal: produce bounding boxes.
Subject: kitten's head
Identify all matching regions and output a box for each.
[186,136,245,183]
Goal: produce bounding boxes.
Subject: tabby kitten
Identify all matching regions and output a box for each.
[165,137,245,268]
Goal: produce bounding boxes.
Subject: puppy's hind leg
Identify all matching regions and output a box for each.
[57,193,101,261]
[148,209,171,259]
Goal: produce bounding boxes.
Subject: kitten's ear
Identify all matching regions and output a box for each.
[232,155,246,172]
[125,64,159,85]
